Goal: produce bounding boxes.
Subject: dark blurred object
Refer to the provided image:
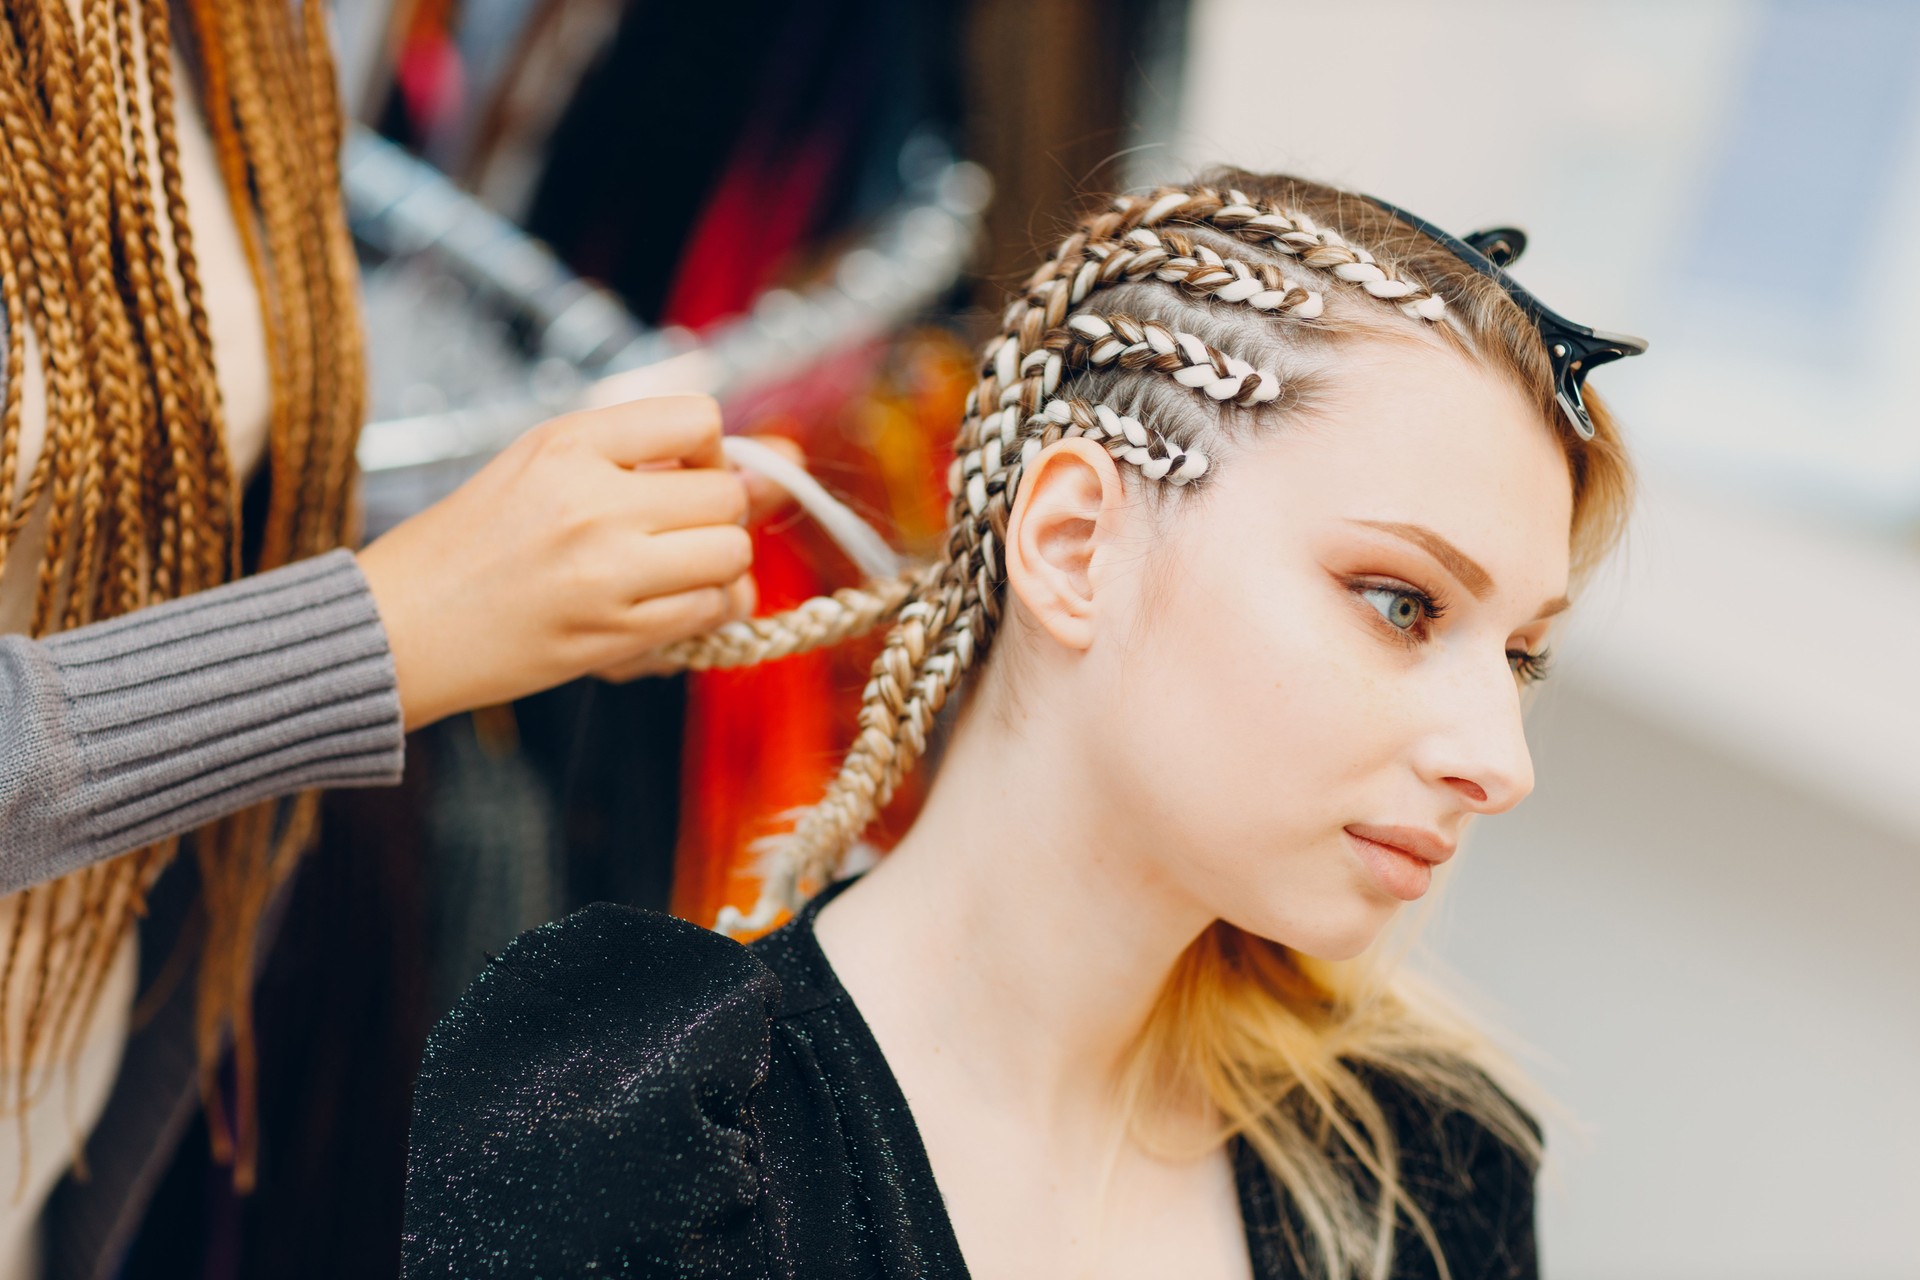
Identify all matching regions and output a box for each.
[519,0,962,324]
[502,0,1180,320]
[120,751,434,1280]
[960,0,1176,291]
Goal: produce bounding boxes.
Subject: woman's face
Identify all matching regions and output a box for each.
[1077,341,1575,960]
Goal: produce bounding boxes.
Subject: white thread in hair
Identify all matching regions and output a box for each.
[1063,314,1279,405]
[1186,244,1318,314]
[994,335,1018,387]
[721,435,902,580]
[1036,397,1208,487]
[1142,190,1190,225]
[1142,187,1453,324]
[966,471,988,517]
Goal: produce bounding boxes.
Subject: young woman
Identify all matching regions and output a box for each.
[403,170,1638,1280]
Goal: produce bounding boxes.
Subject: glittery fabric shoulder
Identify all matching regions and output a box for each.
[401,886,1539,1279]
[399,884,977,1279]
[401,902,782,1277]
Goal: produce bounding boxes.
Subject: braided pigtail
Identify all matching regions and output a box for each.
[660,573,918,670]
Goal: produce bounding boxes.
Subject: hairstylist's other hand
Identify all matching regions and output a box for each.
[358,394,760,731]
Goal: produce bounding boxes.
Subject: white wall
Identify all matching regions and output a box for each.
[1429,678,1918,1280]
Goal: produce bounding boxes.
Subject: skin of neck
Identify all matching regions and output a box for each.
[818,627,1214,1139]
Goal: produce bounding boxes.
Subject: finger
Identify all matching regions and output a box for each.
[629,466,750,532]
[741,435,804,525]
[574,394,725,469]
[625,524,754,602]
[622,583,739,649]
[590,652,677,684]
[724,570,756,621]
[591,575,748,687]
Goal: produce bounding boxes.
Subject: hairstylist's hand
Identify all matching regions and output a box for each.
[358,394,767,731]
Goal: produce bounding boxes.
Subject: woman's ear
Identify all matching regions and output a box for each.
[1003,437,1128,652]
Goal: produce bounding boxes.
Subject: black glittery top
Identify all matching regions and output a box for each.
[402,881,1538,1278]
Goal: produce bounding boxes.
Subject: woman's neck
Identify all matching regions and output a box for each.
[813,680,1216,1138]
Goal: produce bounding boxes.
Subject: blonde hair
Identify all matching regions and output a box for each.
[661,170,1635,1277]
[0,0,362,1188]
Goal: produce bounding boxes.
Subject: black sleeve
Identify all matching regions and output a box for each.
[402,903,783,1279]
[1382,1074,1541,1280]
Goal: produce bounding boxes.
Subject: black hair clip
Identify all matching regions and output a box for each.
[1360,196,1647,441]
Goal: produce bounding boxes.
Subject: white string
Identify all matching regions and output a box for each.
[721,434,904,581]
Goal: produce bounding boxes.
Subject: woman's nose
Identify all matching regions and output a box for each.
[1417,662,1536,815]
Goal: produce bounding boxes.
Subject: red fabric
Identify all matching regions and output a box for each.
[670,530,837,923]
[395,36,465,140]
[662,132,847,928]
[657,133,837,330]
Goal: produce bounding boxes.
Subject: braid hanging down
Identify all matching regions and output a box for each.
[0,0,362,1188]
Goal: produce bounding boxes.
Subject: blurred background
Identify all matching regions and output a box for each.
[1169,6,1919,1279]
[134,1,1916,1276]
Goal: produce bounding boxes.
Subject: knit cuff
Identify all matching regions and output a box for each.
[40,548,405,862]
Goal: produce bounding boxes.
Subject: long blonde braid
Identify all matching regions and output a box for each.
[0,0,362,1190]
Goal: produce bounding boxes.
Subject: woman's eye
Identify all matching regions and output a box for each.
[1360,587,1429,632]
[1509,649,1553,685]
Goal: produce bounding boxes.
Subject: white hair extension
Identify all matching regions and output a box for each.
[722,434,903,580]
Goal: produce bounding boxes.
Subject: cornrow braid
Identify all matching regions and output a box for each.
[1067,228,1327,319]
[1115,186,1450,322]
[1052,312,1280,405]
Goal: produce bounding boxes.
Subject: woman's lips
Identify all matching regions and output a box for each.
[1344,824,1455,902]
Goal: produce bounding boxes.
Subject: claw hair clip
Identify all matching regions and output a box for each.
[1361,197,1648,440]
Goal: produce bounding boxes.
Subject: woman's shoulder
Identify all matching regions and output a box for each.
[402,903,782,1278]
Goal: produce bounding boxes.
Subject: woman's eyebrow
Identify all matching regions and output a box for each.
[1350,519,1493,599]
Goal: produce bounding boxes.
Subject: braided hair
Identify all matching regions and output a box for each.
[659,169,1635,1278]
[663,172,1616,932]
[0,0,362,1189]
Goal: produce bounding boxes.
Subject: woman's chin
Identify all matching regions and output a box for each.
[1225,894,1398,962]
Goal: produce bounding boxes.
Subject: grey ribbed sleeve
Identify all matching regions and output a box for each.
[0,549,405,892]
